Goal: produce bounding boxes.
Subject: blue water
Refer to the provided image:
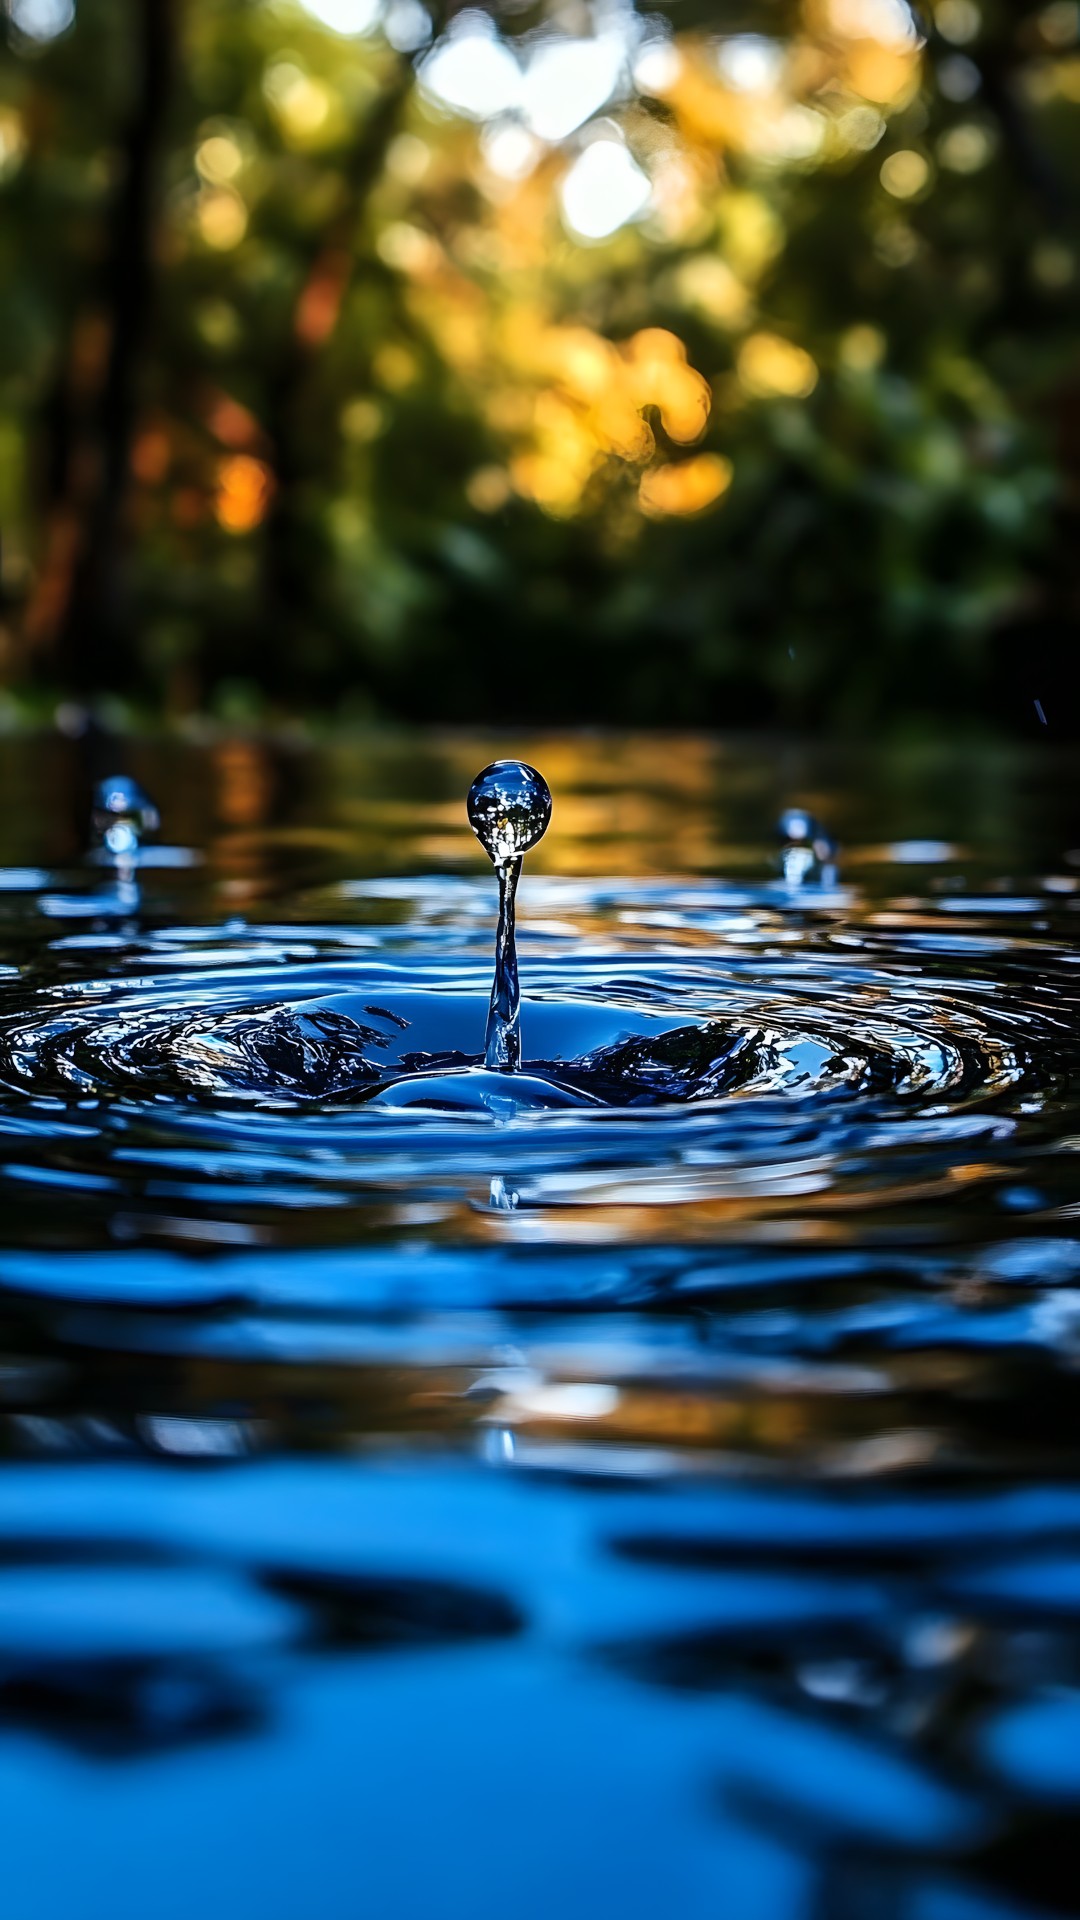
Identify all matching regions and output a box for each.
[0,730,1078,1918]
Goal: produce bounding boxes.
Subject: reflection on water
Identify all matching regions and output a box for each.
[0,731,1077,1918]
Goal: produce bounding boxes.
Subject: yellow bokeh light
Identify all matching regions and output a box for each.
[511,450,589,516]
[373,343,420,391]
[743,105,827,164]
[195,134,244,186]
[0,107,27,178]
[469,317,716,514]
[386,133,432,184]
[937,122,993,172]
[341,397,384,441]
[263,62,335,143]
[196,187,248,250]
[646,149,708,244]
[846,44,921,104]
[737,332,819,399]
[839,323,887,371]
[880,148,930,197]
[673,255,752,327]
[623,328,712,443]
[717,192,785,281]
[593,396,654,463]
[934,0,981,45]
[466,466,512,512]
[1048,57,1080,101]
[639,453,734,517]
[1040,2,1080,48]
[545,327,616,404]
[835,104,886,151]
[214,455,273,534]
[376,222,440,274]
[369,0,943,529]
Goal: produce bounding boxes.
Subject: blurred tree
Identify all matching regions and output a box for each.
[0,0,1076,731]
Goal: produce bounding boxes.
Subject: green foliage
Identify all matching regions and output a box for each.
[0,0,1077,731]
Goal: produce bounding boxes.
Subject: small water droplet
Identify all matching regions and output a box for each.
[778,807,838,887]
[92,776,160,908]
[467,761,551,867]
[92,777,160,850]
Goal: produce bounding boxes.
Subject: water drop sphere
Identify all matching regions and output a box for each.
[778,807,838,887]
[467,761,551,868]
[91,777,160,912]
[92,776,160,856]
[779,807,815,846]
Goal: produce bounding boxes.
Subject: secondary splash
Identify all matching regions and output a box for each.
[466,760,552,1071]
[91,776,160,913]
[778,807,838,888]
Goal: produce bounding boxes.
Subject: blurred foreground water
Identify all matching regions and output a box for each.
[0,729,1078,1919]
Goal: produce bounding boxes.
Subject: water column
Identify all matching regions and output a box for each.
[91,777,160,914]
[467,761,552,1071]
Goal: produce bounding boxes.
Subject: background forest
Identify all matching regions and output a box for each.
[0,0,1078,732]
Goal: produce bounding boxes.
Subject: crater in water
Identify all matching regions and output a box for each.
[0,908,1073,1246]
[0,964,1051,1119]
[3,755,1067,1141]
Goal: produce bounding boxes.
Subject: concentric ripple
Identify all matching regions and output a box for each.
[0,950,1057,1108]
[0,878,1075,1247]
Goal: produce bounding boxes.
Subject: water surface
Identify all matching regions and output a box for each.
[0,730,1078,1920]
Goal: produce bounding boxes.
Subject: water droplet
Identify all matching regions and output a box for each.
[467,761,551,1072]
[92,777,160,851]
[92,776,160,906]
[778,807,838,887]
[467,761,551,867]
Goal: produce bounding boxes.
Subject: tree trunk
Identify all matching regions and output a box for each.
[43,0,176,695]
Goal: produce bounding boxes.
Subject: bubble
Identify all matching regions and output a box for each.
[467,761,551,868]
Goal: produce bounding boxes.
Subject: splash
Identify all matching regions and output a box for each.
[778,806,838,888]
[92,776,160,912]
[467,761,551,1071]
